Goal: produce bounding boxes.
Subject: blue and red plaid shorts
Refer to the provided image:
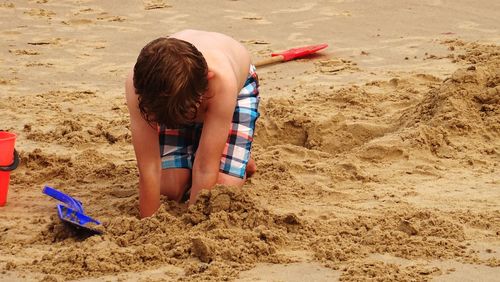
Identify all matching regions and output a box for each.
[158,65,260,178]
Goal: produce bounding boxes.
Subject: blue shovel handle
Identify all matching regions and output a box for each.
[43,186,84,213]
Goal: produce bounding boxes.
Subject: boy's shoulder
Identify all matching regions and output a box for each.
[172,29,251,90]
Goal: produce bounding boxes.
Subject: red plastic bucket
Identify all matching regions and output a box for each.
[0,131,18,206]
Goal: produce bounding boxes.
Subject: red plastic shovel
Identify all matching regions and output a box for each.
[255,43,328,67]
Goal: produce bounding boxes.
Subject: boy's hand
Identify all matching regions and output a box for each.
[125,70,162,218]
[188,69,238,205]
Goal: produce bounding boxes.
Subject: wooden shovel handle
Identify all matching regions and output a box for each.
[254,55,284,67]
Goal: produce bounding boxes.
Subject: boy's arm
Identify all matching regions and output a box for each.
[125,72,162,218]
[189,75,238,205]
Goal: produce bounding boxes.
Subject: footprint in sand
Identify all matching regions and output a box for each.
[0,2,14,8]
[62,18,94,25]
[9,49,40,56]
[0,78,17,85]
[76,8,97,14]
[96,15,127,22]
[143,0,171,10]
[72,7,127,23]
[24,8,55,18]
[222,10,271,25]
[358,144,408,162]
[25,62,54,68]
[28,38,67,46]
[315,58,360,74]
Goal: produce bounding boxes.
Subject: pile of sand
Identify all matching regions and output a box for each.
[23,186,295,280]
[11,186,484,281]
[399,42,499,159]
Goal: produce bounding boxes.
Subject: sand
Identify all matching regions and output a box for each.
[1,0,499,281]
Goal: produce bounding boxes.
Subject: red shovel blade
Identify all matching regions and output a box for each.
[271,43,328,61]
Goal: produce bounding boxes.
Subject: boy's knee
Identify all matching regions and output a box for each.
[160,169,191,202]
[217,173,245,187]
[161,183,187,202]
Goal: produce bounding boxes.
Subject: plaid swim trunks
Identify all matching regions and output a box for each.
[158,65,260,178]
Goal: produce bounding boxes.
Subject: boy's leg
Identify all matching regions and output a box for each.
[246,157,256,178]
[217,156,255,187]
[158,123,202,202]
[160,168,191,202]
[217,171,245,187]
[217,64,260,185]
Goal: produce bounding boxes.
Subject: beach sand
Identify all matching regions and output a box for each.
[1,0,499,281]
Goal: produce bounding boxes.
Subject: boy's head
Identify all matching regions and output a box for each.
[133,37,208,128]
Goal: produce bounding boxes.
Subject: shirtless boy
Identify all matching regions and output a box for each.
[125,30,260,218]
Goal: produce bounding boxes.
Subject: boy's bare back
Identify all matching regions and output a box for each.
[171,30,251,96]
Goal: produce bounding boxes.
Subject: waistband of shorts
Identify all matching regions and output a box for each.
[247,64,258,82]
[249,64,256,74]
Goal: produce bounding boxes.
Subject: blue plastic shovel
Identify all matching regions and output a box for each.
[43,186,102,234]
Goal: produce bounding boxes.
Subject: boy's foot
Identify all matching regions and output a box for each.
[246,158,256,178]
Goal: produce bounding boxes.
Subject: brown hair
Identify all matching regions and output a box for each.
[133,37,208,128]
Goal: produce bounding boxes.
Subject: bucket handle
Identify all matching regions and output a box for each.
[0,149,20,172]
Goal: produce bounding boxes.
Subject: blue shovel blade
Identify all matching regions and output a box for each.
[57,204,102,234]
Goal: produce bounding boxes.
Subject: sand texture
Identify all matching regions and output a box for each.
[1,0,499,281]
